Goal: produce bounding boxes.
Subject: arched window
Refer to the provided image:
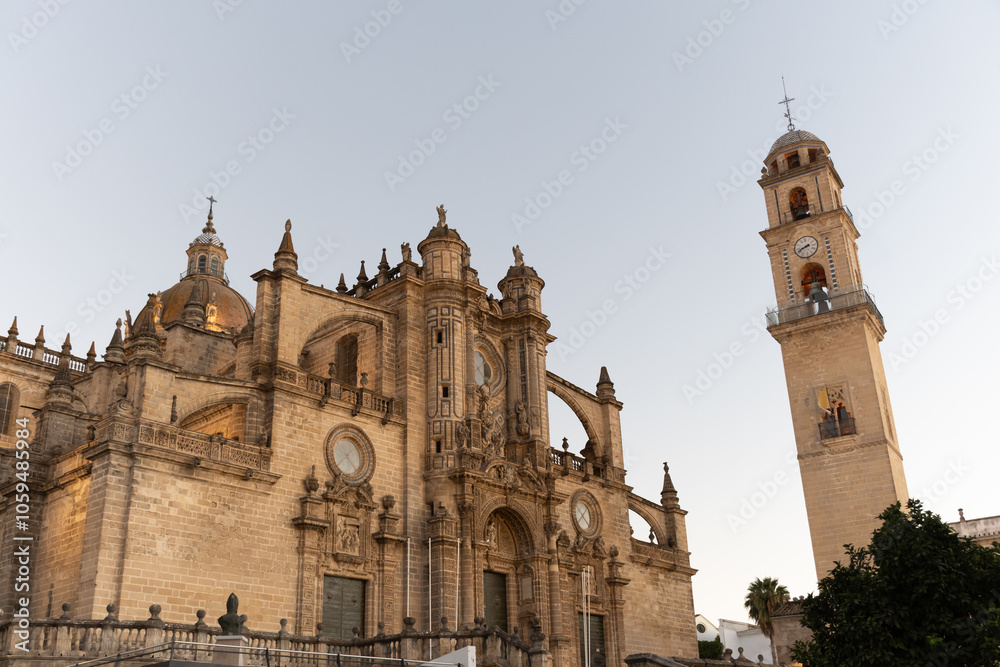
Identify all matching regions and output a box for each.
[789,187,810,220]
[188,256,195,276]
[335,335,359,386]
[210,257,219,276]
[800,263,827,298]
[197,255,207,274]
[0,383,20,436]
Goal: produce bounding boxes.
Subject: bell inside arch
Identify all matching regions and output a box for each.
[808,280,830,313]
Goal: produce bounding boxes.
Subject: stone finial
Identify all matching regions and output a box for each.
[402,617,417,636]
[8,316,18,337]
[86,341,97,367]
[304,465,320,495]
[59,603,71,619]
[378,248,390,274]
[182,282,206,325]
[35,325,45,345]
[278,618,288,637]
[336,273,348,293]
[596,366,616,400]
[356,260,368,284]
[439,616,450,632]
[195,609,207,629]
[661,462,680,509]
[103,319,126,363]
[528,616,547,653]
[147,604,164,627]
[218,593,242,635]
[273,219,299,273]
[103,603,118,622]
[60,333,72,355]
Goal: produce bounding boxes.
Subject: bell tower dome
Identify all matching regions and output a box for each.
[757,89,908,580]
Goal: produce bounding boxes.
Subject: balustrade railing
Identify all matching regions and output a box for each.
[0,606,541,667]
[766,286,883,328]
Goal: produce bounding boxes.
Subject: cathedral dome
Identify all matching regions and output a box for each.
[769,129,822,155]
[153,277,253,334]
[136,205,253,334]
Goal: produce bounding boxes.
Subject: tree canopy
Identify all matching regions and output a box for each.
[793,500,1000,666]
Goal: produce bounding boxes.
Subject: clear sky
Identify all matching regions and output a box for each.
[3,0,999,629]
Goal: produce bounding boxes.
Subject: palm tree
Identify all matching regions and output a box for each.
[744,577,790,665]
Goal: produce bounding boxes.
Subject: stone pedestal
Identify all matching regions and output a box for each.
[213,635,249,666]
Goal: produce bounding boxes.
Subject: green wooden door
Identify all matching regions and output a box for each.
[483,571,508,632]
[323,575,365,638]
[578,612,606,667]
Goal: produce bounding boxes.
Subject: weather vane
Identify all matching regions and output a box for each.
[778,76,796,131]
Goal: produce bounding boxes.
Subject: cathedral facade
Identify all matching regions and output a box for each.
[0,206,697,665]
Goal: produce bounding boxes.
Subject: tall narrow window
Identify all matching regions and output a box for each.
[197,255,207,274]
[210,257,219,276]
[188,256,195,276]
[0,383,20,436]
[335,335,359,386]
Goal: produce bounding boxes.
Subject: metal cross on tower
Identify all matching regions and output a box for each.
[778,76,796,131]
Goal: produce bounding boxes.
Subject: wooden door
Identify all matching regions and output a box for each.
[483,571,508,632]
[323,575,365,638]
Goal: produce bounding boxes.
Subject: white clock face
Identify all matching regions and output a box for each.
[794,236,819,258]
[575,501,592,531]
[333,438,362,475]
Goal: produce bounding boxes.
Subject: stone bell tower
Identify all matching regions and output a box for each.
[757,111,908,579]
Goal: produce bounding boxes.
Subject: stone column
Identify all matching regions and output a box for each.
[457,501,476,629]
[544,522,566,667]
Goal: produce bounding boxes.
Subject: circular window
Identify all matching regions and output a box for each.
[324,425,375,484]
[474,350,492,386]
[570,491,600,537]
[697,623,707,634]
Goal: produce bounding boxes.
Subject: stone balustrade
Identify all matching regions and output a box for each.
[0,605,545,667]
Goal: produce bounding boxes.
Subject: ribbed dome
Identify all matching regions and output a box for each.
[769,129,821,154]
[191,217,225,248]
[142,277,253,334]
[191,231,224,247]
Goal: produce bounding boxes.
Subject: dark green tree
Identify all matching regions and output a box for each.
[745,576,789,665]
[793,500,1000,666]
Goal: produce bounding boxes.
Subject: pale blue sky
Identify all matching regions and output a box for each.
[2,0,998,628]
